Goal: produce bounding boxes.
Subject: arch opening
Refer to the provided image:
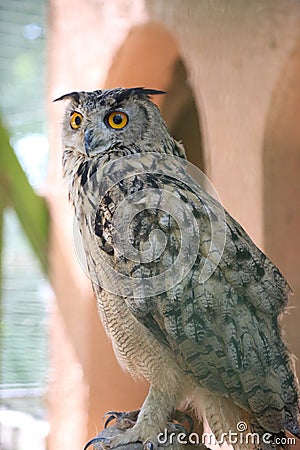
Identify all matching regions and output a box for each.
[104,22,204,171]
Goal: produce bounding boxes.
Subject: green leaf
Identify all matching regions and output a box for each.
[0,119,48,273]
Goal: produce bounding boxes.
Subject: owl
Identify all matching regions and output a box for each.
[55,87,300,450]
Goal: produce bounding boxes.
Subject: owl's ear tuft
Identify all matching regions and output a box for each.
[132,87,166,98]
[53,91,80,103]
[114,87,166,103]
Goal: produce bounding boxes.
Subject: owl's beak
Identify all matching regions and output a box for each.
[84,129,93,156]
[84,128,109,157]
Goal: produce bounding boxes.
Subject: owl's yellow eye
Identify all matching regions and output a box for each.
[107,111,128,129]
[70,112,83,130]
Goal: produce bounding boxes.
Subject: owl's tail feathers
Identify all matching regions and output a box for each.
[285,411,300,439]
[250,413,300,450]
[250,427,298,450]
[204,397,300,450]
[249,397,300,447]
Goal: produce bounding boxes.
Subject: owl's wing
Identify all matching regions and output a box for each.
[150,208,299,437]
[103,171,299,439]
[91,168,299,438]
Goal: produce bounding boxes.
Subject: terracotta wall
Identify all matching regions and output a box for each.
[47,1,300,448]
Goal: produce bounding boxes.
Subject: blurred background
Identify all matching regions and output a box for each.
[1,1,300,449]
[0,1,50,449]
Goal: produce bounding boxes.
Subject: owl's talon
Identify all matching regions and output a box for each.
[167,422,187,434]
[104,415,116,429]
[143,440,156,450]
[104,410,140,430]
[103,411,123,429]
[172,410,194,434]
[83,436,110,450]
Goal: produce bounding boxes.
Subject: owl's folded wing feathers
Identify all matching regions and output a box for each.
[94,171,300,439]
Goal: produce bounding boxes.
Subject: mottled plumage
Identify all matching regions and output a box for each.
[56,87,300,450]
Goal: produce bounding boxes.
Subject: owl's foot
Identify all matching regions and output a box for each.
[106,421,193,450]
[83,409,194,450]
[102,420,161,450]
[101,409,159,449]
[83,423,159,450]
[104,409,193,435]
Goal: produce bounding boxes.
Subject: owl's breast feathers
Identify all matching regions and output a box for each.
[75,155,299,441]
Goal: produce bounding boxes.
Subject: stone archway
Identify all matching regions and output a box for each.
[160,58,203,170]
[104,22,204,170]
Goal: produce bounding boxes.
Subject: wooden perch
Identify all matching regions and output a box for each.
[84,422,207,450]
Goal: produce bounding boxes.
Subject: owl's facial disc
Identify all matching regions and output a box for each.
[60,88,170,157]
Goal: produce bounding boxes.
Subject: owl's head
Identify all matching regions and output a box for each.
[55,87,185,159]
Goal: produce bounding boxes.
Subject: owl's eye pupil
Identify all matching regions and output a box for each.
[112,114,123,125]
[75,115,81,126]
